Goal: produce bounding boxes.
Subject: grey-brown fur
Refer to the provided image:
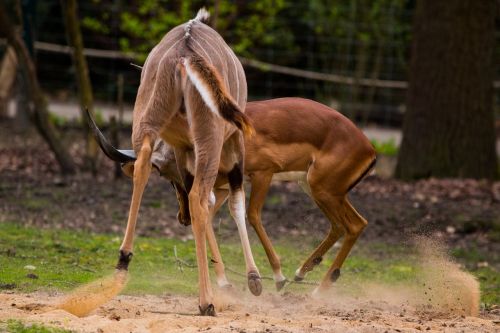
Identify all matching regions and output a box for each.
[118,9,260,316]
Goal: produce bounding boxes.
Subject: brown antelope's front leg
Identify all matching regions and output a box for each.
[248,172,287,291]
[228,164,262,296]
[117,136,153,270]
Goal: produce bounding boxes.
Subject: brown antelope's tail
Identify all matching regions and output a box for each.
[181,55,254,137]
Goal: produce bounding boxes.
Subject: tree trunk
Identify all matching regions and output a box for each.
[0,47,17,118]
[395,0,497,180]
[60,0,98,173]
[0,3,76,174]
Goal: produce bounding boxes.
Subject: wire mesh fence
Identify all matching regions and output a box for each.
[1,0,499,127]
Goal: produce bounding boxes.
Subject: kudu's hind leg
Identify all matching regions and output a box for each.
[228,164,262,296]
[117,135,153,270]
[248,172,286,291]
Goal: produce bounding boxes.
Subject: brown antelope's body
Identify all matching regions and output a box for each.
[90,97,376,294]
[113,9,262,315]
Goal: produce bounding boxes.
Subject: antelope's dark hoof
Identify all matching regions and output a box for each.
[275,279,287,291]
[199,304,216,316]
[330,268,341,282]
[294,275,304,282]
[116,250,133,270]
[248,271,262,296]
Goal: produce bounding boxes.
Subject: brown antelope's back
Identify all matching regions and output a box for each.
[244,98,376,190]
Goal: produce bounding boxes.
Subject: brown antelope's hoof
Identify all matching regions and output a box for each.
[330,268,341,282]
[116,251,133,270]
[248,272,262,296]
[199,304,216,316]
[275,279,287,291]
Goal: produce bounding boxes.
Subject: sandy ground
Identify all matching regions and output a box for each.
[2,238,499,333]
[1,289,499,333]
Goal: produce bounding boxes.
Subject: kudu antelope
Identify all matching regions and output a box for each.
[107,9,262,315]
[89,97,376,294]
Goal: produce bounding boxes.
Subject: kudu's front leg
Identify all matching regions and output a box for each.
[117,136,153,270]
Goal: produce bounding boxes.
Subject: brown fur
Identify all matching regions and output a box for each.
[130,98,376,291]
[187,55,254,136]
[96,89,374,291]
[118,10,258,315]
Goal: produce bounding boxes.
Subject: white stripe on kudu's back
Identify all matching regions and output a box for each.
[182,58,220,118]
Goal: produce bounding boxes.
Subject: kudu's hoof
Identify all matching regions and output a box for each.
[294,275,304,282]
[116,250,133,270]
[248,271,262,296]
[275,279,287,291]
[199,304,216,316]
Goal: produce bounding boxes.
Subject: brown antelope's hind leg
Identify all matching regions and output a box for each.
[117,135,153,270]
[228,164,262,296]
[313,196,367,295]
[248,172,287,291]
[294,174,345,281]
[294,222,344,281]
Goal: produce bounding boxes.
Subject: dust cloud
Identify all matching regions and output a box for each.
[56,270,128,317]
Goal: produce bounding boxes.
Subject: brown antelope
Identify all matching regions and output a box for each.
[89,97,376,295]
[107,8,263,315]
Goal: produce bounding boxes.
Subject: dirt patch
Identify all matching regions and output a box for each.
[1,288,498,333]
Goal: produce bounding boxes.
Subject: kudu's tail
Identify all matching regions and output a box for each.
[181,55,254,137]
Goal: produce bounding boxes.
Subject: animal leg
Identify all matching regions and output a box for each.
[248,172,286,290]
[117,135,153,270]
[205,189,231,288]
[228,164,262,296]
[314,196,367,294]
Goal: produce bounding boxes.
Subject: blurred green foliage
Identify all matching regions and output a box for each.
[371,138,399,156]
[77,0,411,69]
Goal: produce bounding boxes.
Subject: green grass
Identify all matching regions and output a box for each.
[370,138,398,156]
[0,320,73,333]
[0,223,497,306]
